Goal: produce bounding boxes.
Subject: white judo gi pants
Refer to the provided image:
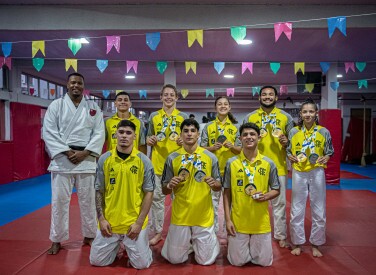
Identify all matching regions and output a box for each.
[150,175,165,234]
[227,232,273,267]
[50,172,96,243]
[290,168,326,246]
[211,189,221,233]
[90,228,152,269]
[271,175,287,240]
[162,224,220,265]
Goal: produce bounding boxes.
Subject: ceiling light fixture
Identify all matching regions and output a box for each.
[80,38,90,44]
[224,74,234,78]
[125,75,136,79]
[238,39,253,45]
[337,74,343,78]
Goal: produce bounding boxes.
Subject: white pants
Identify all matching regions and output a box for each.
[211,189,221,233]
[150,175,165,234]
[50,172,96,242]
[90,228,152,269]
[227,232,273,267]
[290,168,326,246]
[271,175,287,240]
[162,224,220,265]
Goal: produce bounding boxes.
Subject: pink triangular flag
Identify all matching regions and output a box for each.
[0,57,12,70]
[226,88,235,97]
[106,36,121,54]
[279,85,288,95]
[274,22,292,42]
[344,62,355,73]
[242,62,253,74]
[126,61,138,74]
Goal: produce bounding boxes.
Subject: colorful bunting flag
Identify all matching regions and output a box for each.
[252,86,261,96]
[214,62,225,74]
[1,42,12,57]
[274,22,292,42]
[358,80,368,89]
[356,62,366,72]
[102,90,111,98]
[187,30,203,47]
[146,32,160,51]
[330,82,339,91]
[230,26,246,44]
[156,61,168,74]
[32,40,45,57]
[96,60,108,73]
[327,16,347,38]
[0,57,12,70]
[294,62,305,74]
[279,85,288,95]
[241,62,253,74]
[206,88,215,98]
[270,62,280,74]
[345,62,355,73]
[320,62,331,74]
[181,89,189,98]
[67,38,82,55]
[185,62,197,74]
[65,59,77,72]
[106,36,121,54]
[126,61,138,74]
[115,90,123,94]
[305,83,314,93]
[227,88,234,97]
[33,58,44,72]
[139,90,147,99]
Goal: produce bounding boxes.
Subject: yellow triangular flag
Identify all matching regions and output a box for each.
[181,89,189,98]
[187,30,203,47]
[115,90,124,94]
[305,83,314,93]
[65,59,77,72]
[32,40,45,57]
[185,61,197,74]
[294,62,305,74]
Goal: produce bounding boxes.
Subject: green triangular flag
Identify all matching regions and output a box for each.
[270,62,281,74]
[156,61,168,74]
[355,62,366,72]
[230,26,246,43]
[33,58,44,72]
[68,38,82,55]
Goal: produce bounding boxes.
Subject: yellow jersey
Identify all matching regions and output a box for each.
[244,107,294,176]
[161,146,221,227]
[95,148,155,234]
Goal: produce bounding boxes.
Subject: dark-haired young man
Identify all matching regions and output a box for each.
[161,119,221,265]
[105,91,146,154]
[243,86,294,248]
[43,73,105,255]
[90,120,154,269]
[223,122,280,267]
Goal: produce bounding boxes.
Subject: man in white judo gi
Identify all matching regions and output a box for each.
[43,72,105,255]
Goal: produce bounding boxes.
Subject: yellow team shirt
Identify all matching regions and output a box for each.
[287,124,334,172]
[148,108,188,175]
[244,107,294,176]
[161,146,221,227]
[200,117,240,175]
[223,151,280,234]
[105,112,145,151]
[95,148,155,234]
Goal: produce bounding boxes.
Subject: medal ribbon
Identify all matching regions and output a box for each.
[216,117,228,137]
[160,114,177,134]
[301,125,318,154]
[181,153,202,171]
[242,159,258,185]
[261,113,277,131]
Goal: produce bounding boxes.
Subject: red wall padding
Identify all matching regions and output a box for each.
[319,109,341,185]
[373,118,376,155]
[11,103,45,181]
[0,141,14,184]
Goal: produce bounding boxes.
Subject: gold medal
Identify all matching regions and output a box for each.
[297,152,307,162]
[272,128,282,138]
[260,128,267,138]
[244,183,257,196]
[178,168,190,181]
[156,132,166,142]
[169,131,179,141]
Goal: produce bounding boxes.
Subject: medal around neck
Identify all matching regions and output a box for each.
[194,170,206,182]
[169,131,179,141]
[297,152,307,162]
[156,132,166,142]
[217,135,227,144]
[244,183,257,196]
[272,128,282,138]
[178,168,190,181]
[260,128,268,138]
[309,153,319,164]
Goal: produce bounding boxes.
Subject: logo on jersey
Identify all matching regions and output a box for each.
[296,142,301,146]
[211,130,216,134]
[110,178,116,184]
[112,125,117,128]
[237,179,243,186]
[157,123,162,126]
[238,168,243,173]
[130,165,138,174]
[258,167,266,176]
[227,129,234,135]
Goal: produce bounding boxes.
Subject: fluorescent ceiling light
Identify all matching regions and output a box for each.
[238,39,253,45]
[224,74,234,78]
[337,74,343,78]
[125,75,136,79]
[80,38,90,44]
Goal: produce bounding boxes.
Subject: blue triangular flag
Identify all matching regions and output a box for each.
[1,42,12,57]
[146,32,161,51]
[206,88,214,98]
[139,90,147,99]
[96,60,108,73]
[214,62,225,74]
[327,16,347,38]
[102,90,111,99]
[320,62,331,74]
[330,81,339,91]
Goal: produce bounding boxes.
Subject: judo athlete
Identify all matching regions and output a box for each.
[161,119,221,265]
[90,120,154,269]
[43,72,105,255]
[223,122,280,267]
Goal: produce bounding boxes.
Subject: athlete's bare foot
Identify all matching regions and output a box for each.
[291,245,302,256]
[83,237,94,246]
[149,232,162,246]
[312,245,323,257]
[278,239,288,248]
[47,242,61,255]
